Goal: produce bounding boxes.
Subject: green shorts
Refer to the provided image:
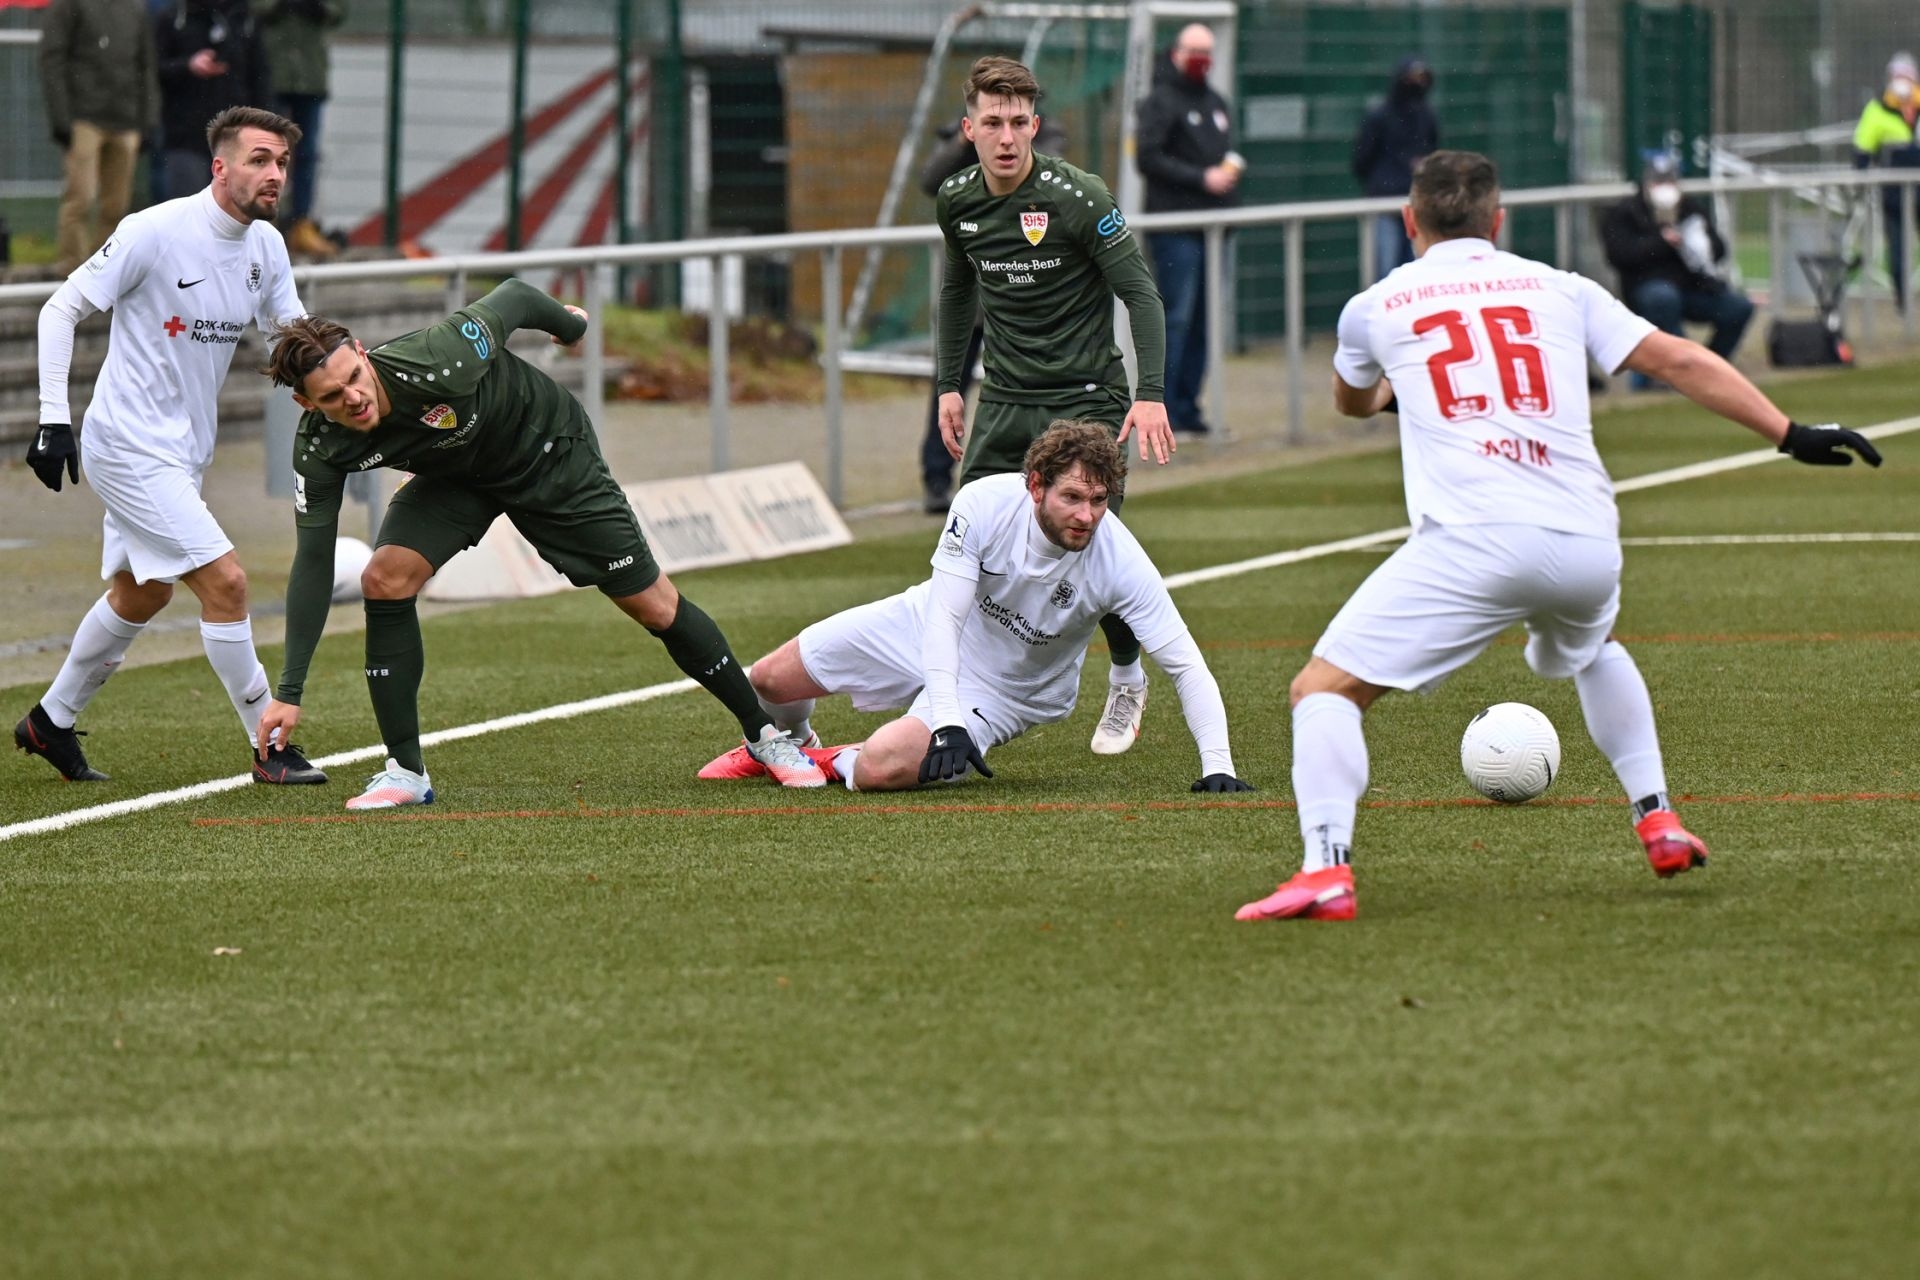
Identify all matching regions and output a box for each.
[377,436,661,598]
[960,386,1132,507]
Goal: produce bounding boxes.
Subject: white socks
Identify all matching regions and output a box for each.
[42,595,146,728]
[1109,658,1144,687]
[1575,641,1668,805]
[832,746,861,792]
[757,689,815,743]
[200,617,271,748]
[1292,692,1369,872]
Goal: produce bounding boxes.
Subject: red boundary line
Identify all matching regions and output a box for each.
[192,790,1920,829]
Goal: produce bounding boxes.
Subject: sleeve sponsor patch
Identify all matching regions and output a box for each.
[939,512,970,557]
[293,473,308,514]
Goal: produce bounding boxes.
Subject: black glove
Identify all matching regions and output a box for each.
[51,127,71,150]
[1379,393,1399,415]
[919,725,992,784]
[1192,773,1255,793]
[1779,421,1883,468]
[27,424,79,492]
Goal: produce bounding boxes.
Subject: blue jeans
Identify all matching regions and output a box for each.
[274,93,326,223]
[1373,212,1414,282]
[1626,279,1755,388]
[1881,183,1918,312]
[1148,230,1208,429]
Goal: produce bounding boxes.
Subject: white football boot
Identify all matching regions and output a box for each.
[1089,677,1148,755]
[345,757,436,810]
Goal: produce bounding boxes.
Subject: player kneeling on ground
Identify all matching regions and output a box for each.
[1236,149,1884,923]
[258,280,827,810]
[698,422,1251,794]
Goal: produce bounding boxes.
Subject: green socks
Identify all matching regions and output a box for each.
[363,596,426,775]
[1099,612,1142,669]
[650,596,770,738]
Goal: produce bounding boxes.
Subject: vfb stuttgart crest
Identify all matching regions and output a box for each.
[1050,579,1076,609]
[420,403,457,430]
[1020,211,1049,245]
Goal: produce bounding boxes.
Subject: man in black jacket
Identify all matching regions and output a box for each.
[155,0,271,200]
[1601,154,1753,386]
[1351,55,1438,281]
[1134,22,1239,436]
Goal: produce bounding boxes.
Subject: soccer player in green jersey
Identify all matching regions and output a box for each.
[933,55,1173,756]
[256,279,829,808]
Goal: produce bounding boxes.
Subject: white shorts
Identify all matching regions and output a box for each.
[1315,521,1621,693]
[796,590,1075,750]
[85,452,233,584]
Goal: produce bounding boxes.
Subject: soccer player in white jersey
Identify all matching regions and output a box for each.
[16,106,327,787]
[697,422,1252,794]
[1237,150,1884,923]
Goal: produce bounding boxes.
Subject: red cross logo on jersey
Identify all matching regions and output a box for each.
[164,315,186,337]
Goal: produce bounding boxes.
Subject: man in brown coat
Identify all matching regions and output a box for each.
[39,0,160,272]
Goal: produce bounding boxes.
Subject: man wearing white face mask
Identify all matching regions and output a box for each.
[1853,52,1920,312]
[1601,153,1753,389]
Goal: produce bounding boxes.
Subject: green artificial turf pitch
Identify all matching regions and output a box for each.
[4,363,1918,1278]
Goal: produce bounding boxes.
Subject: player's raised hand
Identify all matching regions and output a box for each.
[256,699,302,759]
[937,391,968,460]
[554,305,589,350]
[1779,421,1883,467]
[1118,399,1175,465]
[919,724,992,784]
[26,423,79,492]
[1192,773,1255,793]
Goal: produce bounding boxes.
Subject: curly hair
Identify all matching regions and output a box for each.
[1023,420,1124,494]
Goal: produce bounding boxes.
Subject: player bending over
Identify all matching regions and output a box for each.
[258,280,828,809]
[1237,149,1884,923]
[698,422,1251,795]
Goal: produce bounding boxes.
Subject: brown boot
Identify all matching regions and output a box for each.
[287,218,339,259]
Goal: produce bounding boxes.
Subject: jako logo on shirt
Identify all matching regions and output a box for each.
[460,319,490,359]
[1097,209,1126,237]
[1020,212,1049,245]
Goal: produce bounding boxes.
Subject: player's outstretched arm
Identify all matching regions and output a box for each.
[1146,629,1252,792]
[471,278,589,347]
[1331,373,1396,419]
[29,282,101,492]
[1619,332,1882,465]
[267,477,346,757]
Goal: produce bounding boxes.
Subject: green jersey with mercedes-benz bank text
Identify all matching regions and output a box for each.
[935,151,1165,407]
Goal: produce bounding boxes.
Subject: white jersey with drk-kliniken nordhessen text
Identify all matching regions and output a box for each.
[69,188,303,472]
[924,473,1190,709]
[1333,237,1656,538]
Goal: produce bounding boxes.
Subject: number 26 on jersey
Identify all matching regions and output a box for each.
[1412,306,1554,422]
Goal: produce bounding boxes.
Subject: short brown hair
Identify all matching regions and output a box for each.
[964,56,1041,111]
[207,105,302,156]
[263,316,355,392]
[1409,149,1502,241]
[1024,420,1123,494]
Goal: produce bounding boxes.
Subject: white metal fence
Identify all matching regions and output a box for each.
[2,168,1913,507]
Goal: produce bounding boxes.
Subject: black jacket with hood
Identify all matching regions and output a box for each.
[1351,56,1439,197]
[1601,188,1729,297]
[1134,53,1238,214]
[156,0,271,154]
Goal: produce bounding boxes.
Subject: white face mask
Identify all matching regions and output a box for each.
[1648,183,1681,215]
[1890,76,1916,100]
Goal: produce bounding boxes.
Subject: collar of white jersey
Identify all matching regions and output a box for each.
[195,187,250,242]
[1418,237,1498,263]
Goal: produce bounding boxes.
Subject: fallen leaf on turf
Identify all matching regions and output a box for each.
[212,947,242,957]
[1400,995,1425,1010]
[586,873,600,883]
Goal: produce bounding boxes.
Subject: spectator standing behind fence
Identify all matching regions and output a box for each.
[1601,154,1753,390]
[39,0,160,273]
[916,113,1068,512]
[253,0,343,259]
[155,0,270,202]
[1853,52,1920,313]
[1351,55,1437,282]
[1134,22,1240,437]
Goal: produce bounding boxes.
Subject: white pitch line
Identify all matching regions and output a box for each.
[1622,532,1920,547]
[7,414,1918,844]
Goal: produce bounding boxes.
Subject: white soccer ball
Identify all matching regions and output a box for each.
[332,536,374,603]
[1460,702,1561,804]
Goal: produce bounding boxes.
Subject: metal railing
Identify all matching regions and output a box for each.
[3,168,1914,507]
